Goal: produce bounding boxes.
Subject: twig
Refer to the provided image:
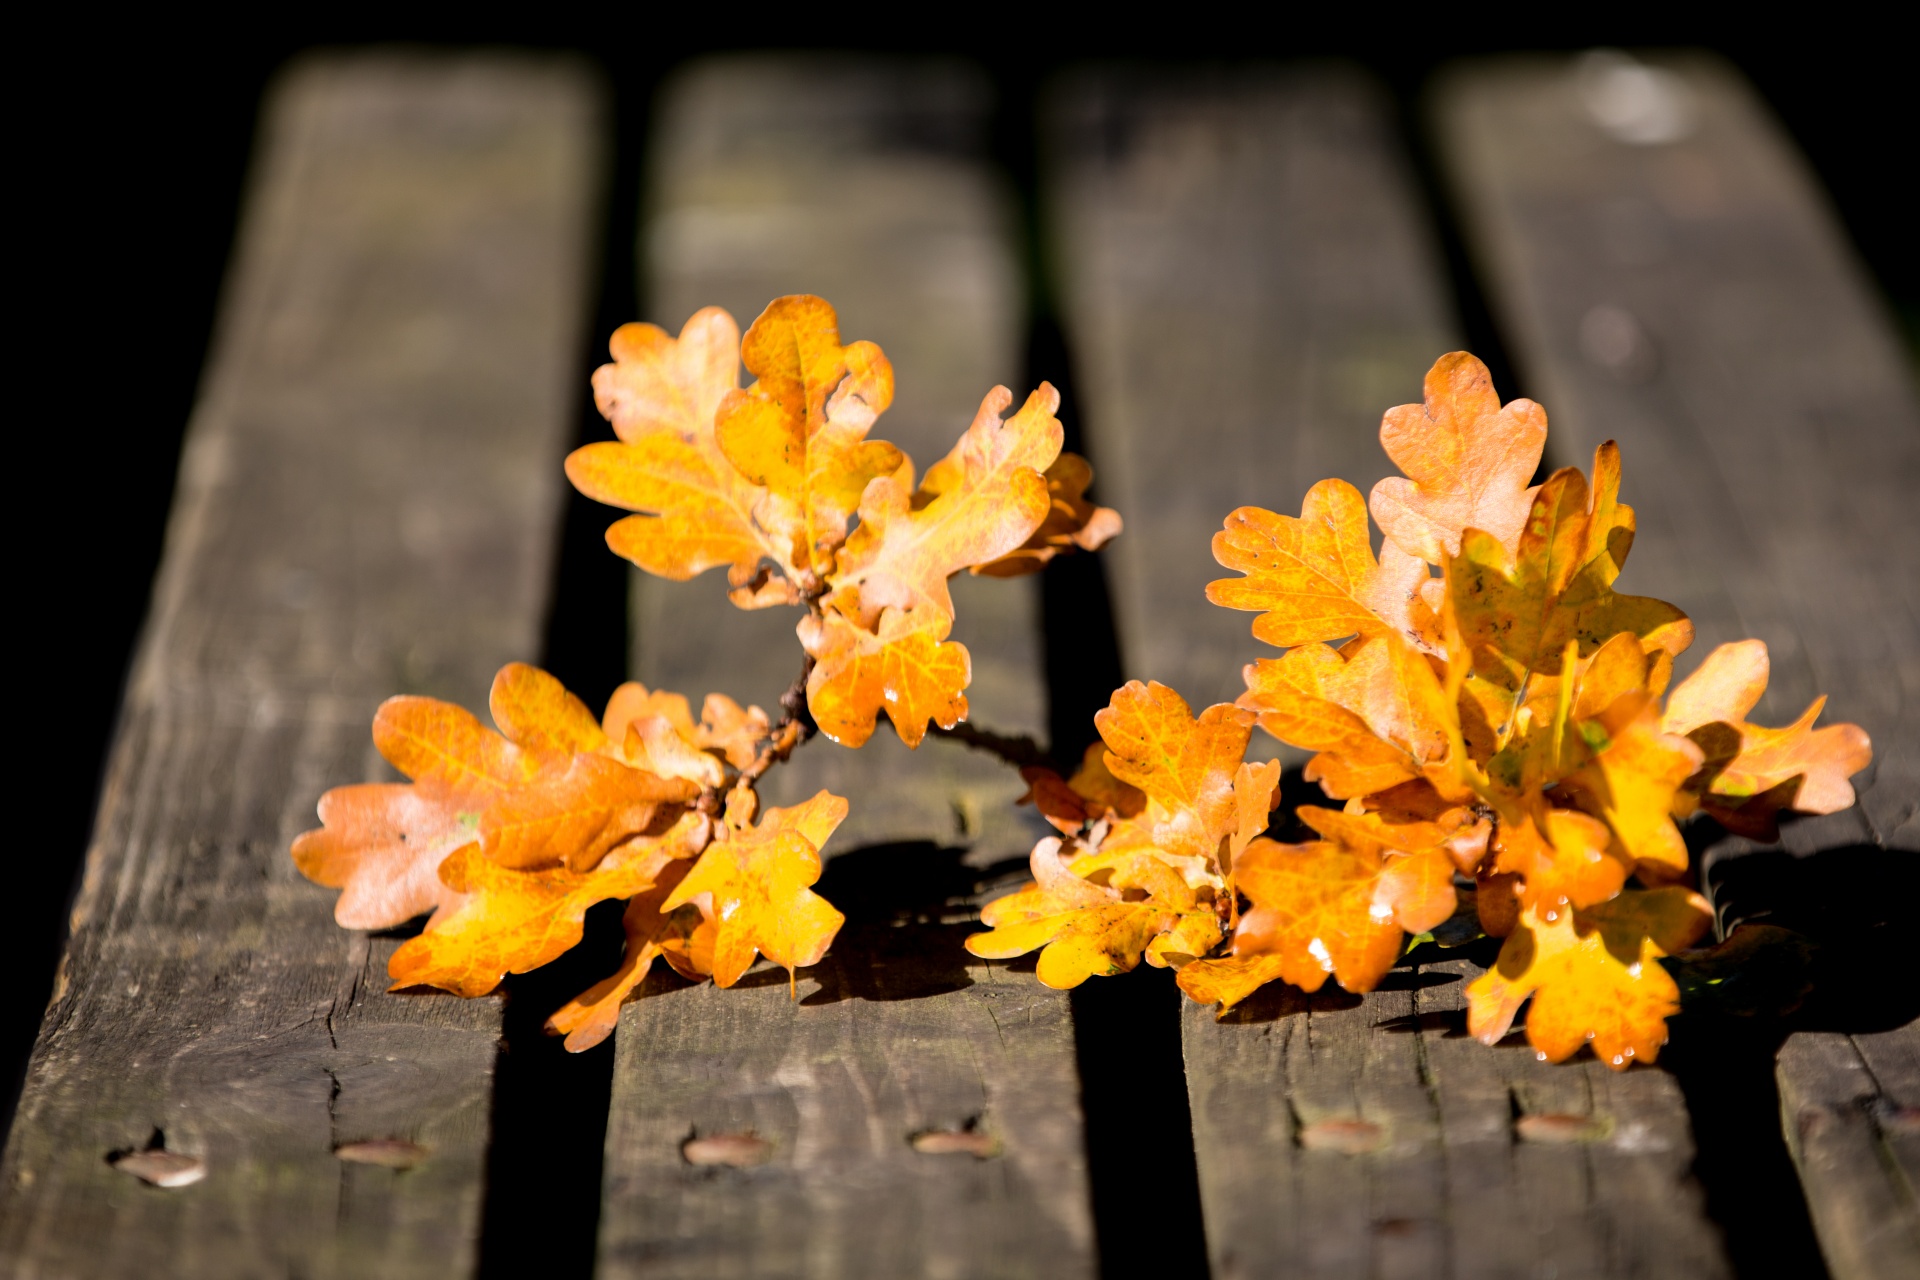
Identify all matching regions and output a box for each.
[736,651,818,789]
[928,722,1053,772]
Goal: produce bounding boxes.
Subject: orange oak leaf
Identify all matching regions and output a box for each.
[1466,887,1711,1068]
[1238,632,1456,800]
[1447,462,1692,741]
[964,838,1212,988]
[1296,806,1471,929]
[295,674,550,929]
[1660,641,1872,832]
[1095,681,1256,868]
[1369,352,1546,564]
[388,813,707,998]
[696,694,772,769]
[801,383,1061,747]
[1229,836,1448,994]
[1487,806,1626,917]
[1174,953,1293,1012]
[1563,699,1703,881]
[715,295,902,577]
[566,309,792,604]
[544,859,712,1052]
[1209,479,1433,649]
[661,790,849,989]
[972,452,1122,577]
[479,753,697,873]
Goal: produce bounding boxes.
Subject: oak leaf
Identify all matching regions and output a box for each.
[1369,352,1547,564]
[1227,836,1443,995]
[545,859,713,1052]
[715,295,902,577]
[1018,742,1149,835]
[1466,887,1711,1068]
[661,790,848,989]
[1093,681,1257,878]
[387,812,707,998]
[1661,641,1872,833]
[964,837,1213,988]
[1238,633,1456,799]
[1209,478,1434,649]
[971,452,1122,577]
[567,309,788,603]
[801,384,1060,746]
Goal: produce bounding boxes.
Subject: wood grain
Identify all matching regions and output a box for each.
[0,53,600,1278]
[1436,53,1920,1276]
[1777,1026,1920,1280]
[596,56,1093,1279]
[1049,65,1729,1279]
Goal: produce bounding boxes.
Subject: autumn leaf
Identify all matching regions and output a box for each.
[567,309,791,603]
[1486,806,1627,917]
[1226,836,1443,995]
[1209,479,1433,649]
[1174,953,1293,1012]
[1090,681,1257,883]
[545,859,712,1053]
[801,383,1060,746]
[661,790,848,989]
[1446,463,1691,751]
[972,452,1122,577]
[480,752,697,872]
[1660,641,1872,833]
[1466,887,1711,1068]
[965,837,1213,988]
[296,675,547,929]
[715,295,903,577]
[1369,352,1547,564]
[1238,632,1458,800]
[1019,742,1149,835]
[388,813,707,998]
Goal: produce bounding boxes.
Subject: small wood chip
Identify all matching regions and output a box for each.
[111,1150,206,1188]
[910,1128,1002,1158]
[335,1139,431,1169]
[1516,1113,1608,1144]
[1299,1119,1385,1154]
[682,1133,771,1167]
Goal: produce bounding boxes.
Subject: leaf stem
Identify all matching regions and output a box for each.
[927,722,1052,771]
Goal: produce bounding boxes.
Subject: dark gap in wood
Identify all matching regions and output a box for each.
[1645,836,1918,1280]
[474,61,649,1280]
[1069,969,1213,1280]
[1383,73,1553,478]
[1021,251,1207,1280]
[1026,312,1127,769]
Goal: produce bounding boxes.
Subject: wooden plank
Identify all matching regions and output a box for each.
[1434,53,1920,1276]
[1434,53,1920,856]
[1777,1027,1920,1280]
[1048,65,1729,1279]
[596,56,1094,1279]
[0,52,600,1279]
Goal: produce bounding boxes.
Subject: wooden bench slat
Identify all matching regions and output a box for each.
[0,53,601,1278]
[595,56,1093,1279]
[1434,54,1920,1278]
[1047,65,1728,1279]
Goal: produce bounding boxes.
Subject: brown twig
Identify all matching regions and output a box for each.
[735,650,818,791]
[928,722,1053,772]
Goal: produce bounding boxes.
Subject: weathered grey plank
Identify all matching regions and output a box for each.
[597,56,1092,1279]
[1049,65,1728,1278]
[1435,53,1920,1275]
[0,53,600,1278]
[1776,1026,1920,1280]
[1434,52,1920,855]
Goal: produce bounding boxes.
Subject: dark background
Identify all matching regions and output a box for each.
[12,14,1911,1277]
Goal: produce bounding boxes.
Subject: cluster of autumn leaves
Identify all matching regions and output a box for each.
[296,297,1869,1069]
[980,351,1870,1067]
